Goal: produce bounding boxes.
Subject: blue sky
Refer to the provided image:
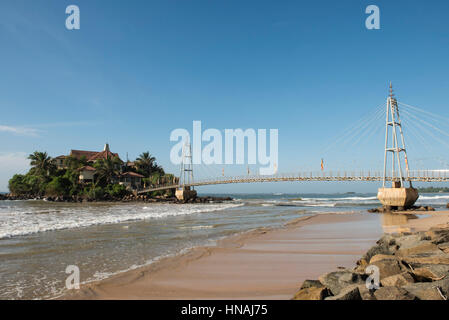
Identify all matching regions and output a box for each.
[1,0,449,193]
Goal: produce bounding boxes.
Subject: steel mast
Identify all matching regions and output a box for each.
[382,83,412,188]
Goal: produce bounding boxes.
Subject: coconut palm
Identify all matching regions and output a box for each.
[28,151,55,177]
[136,152,164,177]
[94,156,121,185]
[64,155,88,171]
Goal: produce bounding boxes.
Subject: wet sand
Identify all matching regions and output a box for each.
[63,210,449,300]
[381,210,449,233]
[64,212,385,300]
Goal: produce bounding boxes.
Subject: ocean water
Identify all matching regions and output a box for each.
[0,192,447,300]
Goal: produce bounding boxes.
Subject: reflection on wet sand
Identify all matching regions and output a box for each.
[381,214,419,234]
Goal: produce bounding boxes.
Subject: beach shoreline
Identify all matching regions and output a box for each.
[62,211,387,300]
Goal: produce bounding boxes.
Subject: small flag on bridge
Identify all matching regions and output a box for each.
[321,158,324,171]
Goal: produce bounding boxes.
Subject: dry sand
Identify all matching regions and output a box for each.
[63,210,449,300]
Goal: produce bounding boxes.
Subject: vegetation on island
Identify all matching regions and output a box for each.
[8,151,175,201]
[417,186,449,193]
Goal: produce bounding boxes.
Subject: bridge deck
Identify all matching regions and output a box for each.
[137,171,449,194]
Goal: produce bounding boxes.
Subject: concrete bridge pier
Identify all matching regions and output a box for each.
[377,182,419,211]
[175,186,197,201]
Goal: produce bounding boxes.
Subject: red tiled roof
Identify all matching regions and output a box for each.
[79,165,96,172]
[88,150,119,161]
[70,150,99,160]
[70,149,120,162]
[120,171,144,178]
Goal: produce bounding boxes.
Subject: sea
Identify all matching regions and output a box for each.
[0,192,448,300]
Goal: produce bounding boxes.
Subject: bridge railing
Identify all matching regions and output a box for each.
[138,170,449,193]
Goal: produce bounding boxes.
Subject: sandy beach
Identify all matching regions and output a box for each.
[62,212,385,299]
[61,209,449,300]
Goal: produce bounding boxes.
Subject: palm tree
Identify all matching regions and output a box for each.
[136,152,164,177]
[64,155,88,171]
[28,151,55,177]
[94,156,121,185]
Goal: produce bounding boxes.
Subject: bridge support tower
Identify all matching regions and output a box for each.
[175,142,197,201]
[377,83,418,210]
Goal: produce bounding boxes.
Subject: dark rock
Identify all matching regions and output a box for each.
[438,242,449,254]
[394,234,426,250]
[432,234,449,245]
[362,243,391,263]
[381,272,415,287]
[318,271,366,296]
[300,279,323,290]
[369,254,397,264]
[325,285,361,300]
[357,284,377,300]
[353,258,369,273]
[292,286,330,300]
[395,242,439,257]
[411,264,449,281]
[374,286,417,300]
[403,279,449,300]
[401,251,449,265]
[371,259,404,280]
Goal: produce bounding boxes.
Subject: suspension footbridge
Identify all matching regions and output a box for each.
[138,84,449,200]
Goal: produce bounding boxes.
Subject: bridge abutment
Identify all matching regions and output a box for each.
[377,186,419,210]
[175,186,197,202]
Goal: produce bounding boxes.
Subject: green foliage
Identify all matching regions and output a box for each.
[45,177,71,197]
[8,173,48,196]
[64,155,87,171]
[8,174,31,195]
[94,156,122,186]
[25,174,48,195]
[417,186,449,193]
[8,150,171,200]
[106,184,129,198]
[136,152,164,177]
[83,185,104,200]
[28,151,56,177]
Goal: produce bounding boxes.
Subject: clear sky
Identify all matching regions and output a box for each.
[1,0,449,193]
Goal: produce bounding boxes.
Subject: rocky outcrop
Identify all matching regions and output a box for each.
[318,271,366,296]
[374,286,417,300]
[292,286,330,300]
[324,285,361,300]
[368,206,435,213]
[292,225,449,300]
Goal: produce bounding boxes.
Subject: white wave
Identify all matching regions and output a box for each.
[178,225,214,230]
[340,196,377,201]
[298,196,377,202]
[418,195,449,200]
[0,203,243,239]
[303,203,337,207]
